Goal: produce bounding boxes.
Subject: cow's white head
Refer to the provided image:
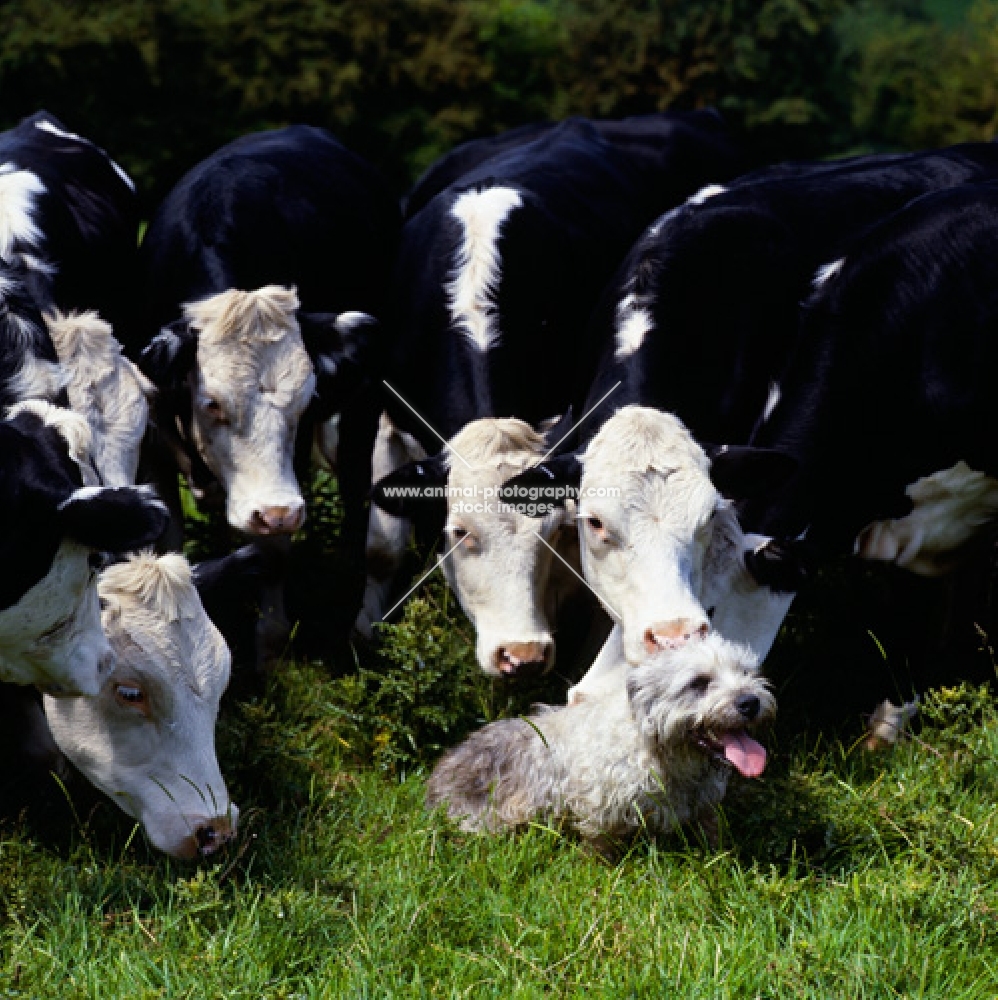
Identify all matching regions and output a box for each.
[46,309,155,486]
[503,406,796,666]
[0,402,169,696]
[184,286,313,534]
[44,552,236,860]
[372,417,576,677]
[138,287,377,537]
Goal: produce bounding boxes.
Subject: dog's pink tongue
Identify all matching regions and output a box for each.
[721,731,767,778]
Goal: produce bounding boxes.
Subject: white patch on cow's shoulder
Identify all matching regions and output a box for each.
[0,163,45,262]
[34,119,136,192]
[761,380,781,424]
[812,258,845,290]
[615,305,653,359]
[854,461,998,576]
[446,186,523,352]
[687,184,726,206]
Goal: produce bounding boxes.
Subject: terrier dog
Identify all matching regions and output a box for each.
[426,633,775,840]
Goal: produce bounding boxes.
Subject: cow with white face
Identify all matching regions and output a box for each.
[46,309,154,486]
[370,115,745,671]
[0,401,169,696]
[506,406,794,668]
[139,124,399,658]
[145,285,315,534]
[376,418,577,676]
[44,552,237,859]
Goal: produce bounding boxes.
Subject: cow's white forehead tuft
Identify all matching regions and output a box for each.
[100,550,198,624]
[583,406,711,479]
[449,417,545,467]
[184,285,301,346]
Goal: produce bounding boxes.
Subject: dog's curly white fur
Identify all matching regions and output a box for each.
[426,633,775,838]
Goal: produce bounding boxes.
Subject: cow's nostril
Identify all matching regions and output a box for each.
[646,618,710,652]
[250,504,305,535]
[195,825,217,851]
[495,642,552,678]
[736,694,761,721]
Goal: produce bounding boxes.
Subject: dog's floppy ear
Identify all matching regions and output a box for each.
[56,484,169,552]
[500,452,583,518]
[371,453,449,519]
[299,311,377,416]
[744,537,812,593]
[705,444,797,500]
[138,319,197,390]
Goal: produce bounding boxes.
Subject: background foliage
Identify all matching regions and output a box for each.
[0,0,994,207]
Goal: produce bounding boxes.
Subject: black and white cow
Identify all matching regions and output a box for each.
[508,143,998,671]
[138,124,401,659]
[369,115,744,676]
[0,110,140,408]
[402,110,742,221]
[0,401,168,696]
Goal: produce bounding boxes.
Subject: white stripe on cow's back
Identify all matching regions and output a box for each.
[0,163,45,263]
[446,186,523,352]
[687,183,727,206]
[812,257,845,290]
[34,119,137,193]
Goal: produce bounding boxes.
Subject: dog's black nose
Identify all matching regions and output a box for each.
[736,694,760,721]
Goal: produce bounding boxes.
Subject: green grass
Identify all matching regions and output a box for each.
[4,479,998,996]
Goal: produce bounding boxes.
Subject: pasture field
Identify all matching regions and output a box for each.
[2,478,998,998]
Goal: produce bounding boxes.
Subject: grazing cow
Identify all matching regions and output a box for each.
[0,402,168,695]
[138,125,400,658]
[507,143,998,667]
[369,115,744,676]
[44,551,236,859]
[0,110,140,347]
[46,310,154,486]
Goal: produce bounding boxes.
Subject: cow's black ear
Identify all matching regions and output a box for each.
[536,407,575,454]
[371,454,449,518]
[500,453,582,517]
[299,311,378,415]
[705,444,797,500]
[744,537,813,593]
[138,319,197,389]
[56,485,169,552]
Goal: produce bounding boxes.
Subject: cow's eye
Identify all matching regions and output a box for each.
[449,526,477,551]
[202,397,228,423]
[584,515,608,542]
[706,606,716,620]
[689,675,711,694]
[114,683,147,712]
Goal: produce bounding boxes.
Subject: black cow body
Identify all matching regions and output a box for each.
[579,142,998,450]
[743,180,998,553]
[381,115,744,456]
[403,110,741,222]
[0,110,140,409]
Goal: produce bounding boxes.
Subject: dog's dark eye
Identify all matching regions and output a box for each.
[689,675,711,694]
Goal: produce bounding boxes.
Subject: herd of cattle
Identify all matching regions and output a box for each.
[2,104,997,853]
